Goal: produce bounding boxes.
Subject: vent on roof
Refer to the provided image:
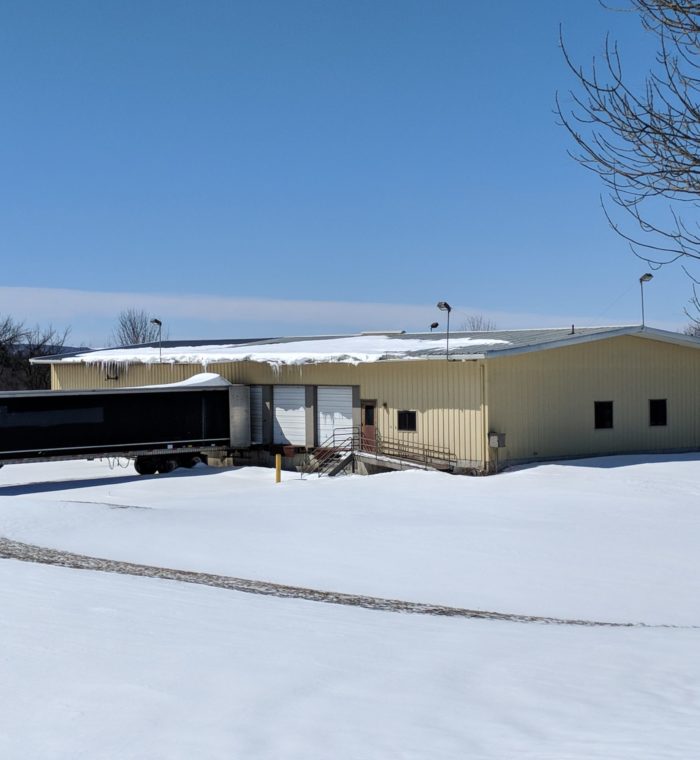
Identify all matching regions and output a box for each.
[360,330,406,336]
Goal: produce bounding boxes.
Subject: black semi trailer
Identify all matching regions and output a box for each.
[0,383,250,474]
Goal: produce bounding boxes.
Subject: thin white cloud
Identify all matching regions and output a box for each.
[1,286,428,325]
[0,286,681,346]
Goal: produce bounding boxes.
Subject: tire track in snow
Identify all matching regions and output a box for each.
[0,536,694,629]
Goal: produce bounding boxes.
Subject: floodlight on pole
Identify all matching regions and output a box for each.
[150,318,163,362]
[430,321,439,332]
[436,301,452,359]
[639,274,653,328]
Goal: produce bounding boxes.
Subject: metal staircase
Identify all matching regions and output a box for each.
[301,427,358,477]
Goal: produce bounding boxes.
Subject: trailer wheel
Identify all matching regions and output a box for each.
[134,457,157,475]
[156,458,178,474]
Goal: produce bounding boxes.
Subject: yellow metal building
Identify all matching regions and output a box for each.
[38,326,700,472]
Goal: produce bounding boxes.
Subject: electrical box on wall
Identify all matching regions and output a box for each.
[488,432,506,448]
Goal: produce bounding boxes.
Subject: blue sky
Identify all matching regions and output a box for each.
[0,0,693,345]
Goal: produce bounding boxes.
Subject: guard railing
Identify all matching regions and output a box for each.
[301,426,455,477]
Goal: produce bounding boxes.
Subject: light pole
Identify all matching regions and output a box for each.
[639,273,653,327]
[437,301,452,359]
[430,321,439,332]
[150,318,162,362]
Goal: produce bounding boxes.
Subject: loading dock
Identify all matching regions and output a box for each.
[317,386,353,444]
[273,386,306,445]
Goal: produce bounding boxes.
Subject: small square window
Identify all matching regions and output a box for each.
[594,401,613,429]
[649,399,667,426]
[397,410,417,431]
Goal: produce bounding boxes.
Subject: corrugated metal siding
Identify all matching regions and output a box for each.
[249,385,263,444]
[52,359,486,465]
[317,386,353,443]
[52,362,198,390]
[273,386,306,445]
[487,335,700,463]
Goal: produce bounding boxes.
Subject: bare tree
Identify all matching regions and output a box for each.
[558,2,700,274]
[0,314,26,349]
[0,316,70,390]
[19,325,71,390]
[111,308,163,346]
[0,315,27,389]
[460,313,498,331]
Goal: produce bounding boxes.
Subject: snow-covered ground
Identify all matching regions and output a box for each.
[1,455,699,758]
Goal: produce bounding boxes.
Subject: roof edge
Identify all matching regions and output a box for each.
[31,325,700,366]
[474,325,700,359]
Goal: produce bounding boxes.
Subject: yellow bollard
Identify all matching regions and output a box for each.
[275,453,282,483]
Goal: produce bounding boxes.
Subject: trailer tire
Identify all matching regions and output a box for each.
[156,458,178,474]
[134,457,157,475]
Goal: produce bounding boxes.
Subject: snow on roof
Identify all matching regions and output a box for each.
[53,334,510,367]
[38,325,700,368]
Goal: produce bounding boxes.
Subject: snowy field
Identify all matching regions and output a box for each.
[1,455,699,758]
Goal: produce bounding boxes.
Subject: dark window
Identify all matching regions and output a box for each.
[649,399,667,426]
[364,405,375,426]
[594,401,613,429]
[397,410,417,431]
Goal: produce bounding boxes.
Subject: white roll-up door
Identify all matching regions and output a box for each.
[317,386,353,444]
[273,386,306,445]
[250,386,263,444]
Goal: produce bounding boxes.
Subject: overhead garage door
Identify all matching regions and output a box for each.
[317,386,353,444]
[273,386,306,445]
[250,386,263,444]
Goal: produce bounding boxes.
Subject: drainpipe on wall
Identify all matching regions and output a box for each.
[480,362,489,473]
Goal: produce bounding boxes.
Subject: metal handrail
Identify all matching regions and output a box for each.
[302,425,455,477]
[300,426,360,476]
[360,430,455,470]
